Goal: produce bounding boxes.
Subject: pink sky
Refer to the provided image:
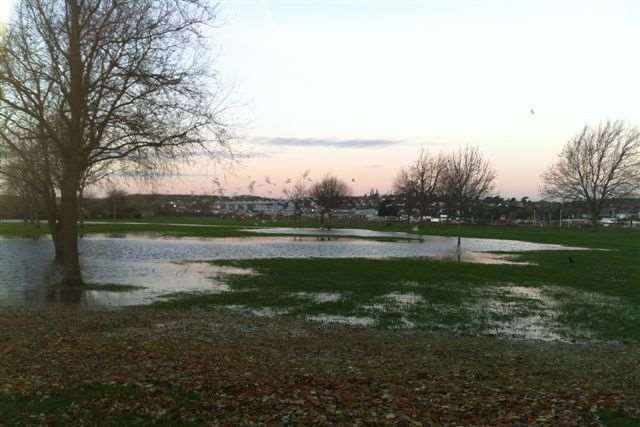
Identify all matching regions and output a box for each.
[118,0,640,199]
[6,1,640,199]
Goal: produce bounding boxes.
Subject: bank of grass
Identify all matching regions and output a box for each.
[84,283,146,292]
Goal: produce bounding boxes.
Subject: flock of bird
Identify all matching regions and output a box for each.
[165,171,360,198]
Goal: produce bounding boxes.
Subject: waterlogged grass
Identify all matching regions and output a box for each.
[155,226,640,342]
[84,283,146,292]
[3,219,639,341]
[0,222,47,237]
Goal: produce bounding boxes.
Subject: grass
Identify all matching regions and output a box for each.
[84,283,146,292]
[600,412,640,427]
[0,383,201,426]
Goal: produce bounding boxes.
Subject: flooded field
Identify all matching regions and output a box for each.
[0,231,634,343]
[1,232,585,309]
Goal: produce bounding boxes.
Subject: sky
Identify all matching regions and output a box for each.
[2,0,640,199]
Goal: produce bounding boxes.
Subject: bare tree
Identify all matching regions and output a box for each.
[310,175,351,227]
[440,146,496,244]
[394,149,444,225]
[393,169,417,223]
[282,170,311,225]
[542,120,640,226]
[0,0,231,285]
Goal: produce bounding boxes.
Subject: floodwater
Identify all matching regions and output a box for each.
[247,227,425,240]
[0,232,585,308]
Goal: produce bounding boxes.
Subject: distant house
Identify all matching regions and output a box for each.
[332,208,378,220]
[212,198,293,216]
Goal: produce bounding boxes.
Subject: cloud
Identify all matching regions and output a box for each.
[189,148,273,160]
[253,137,403,149]
[108,171,216,178]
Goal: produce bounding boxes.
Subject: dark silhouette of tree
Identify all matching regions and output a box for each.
[394,149,444,225]
[439,146,496,244]
[542,120,640,226]
[310,175,351,227]
[0,0,230,285]
[282,170,311,225]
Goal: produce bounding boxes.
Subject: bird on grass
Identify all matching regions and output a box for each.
[568,256,575,264]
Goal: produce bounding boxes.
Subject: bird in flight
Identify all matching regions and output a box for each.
[530,109,535,115]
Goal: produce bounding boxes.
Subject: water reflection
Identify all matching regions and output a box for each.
[0,233,584,309]
[45,286,83,304]
[247,227,425,240]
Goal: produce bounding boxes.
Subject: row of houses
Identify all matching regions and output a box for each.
[3,191,639,224]
[209,198,379,219]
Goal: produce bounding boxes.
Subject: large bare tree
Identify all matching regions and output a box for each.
[310,175,351,227]
[542,120,640,226]
[440,146,496,244]
[0,0,230,285]
[394,149,444,225]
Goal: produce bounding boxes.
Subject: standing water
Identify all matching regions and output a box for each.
[0,232,586,308]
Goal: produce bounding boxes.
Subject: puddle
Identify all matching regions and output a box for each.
[226,305,289,317]
[0,254,255,308]
[432,252,534,265]
[469,285,601,342]
[398,317,416,328]
[383,292,423,305]
[291,292,343,303]
[307,314,376,327]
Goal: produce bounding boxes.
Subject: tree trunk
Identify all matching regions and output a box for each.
[60,0,84,286]
[590,202,601,228]
[78,186,84,228]
[457,206,462,247]
[61,176,82,286]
